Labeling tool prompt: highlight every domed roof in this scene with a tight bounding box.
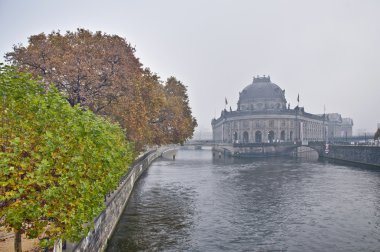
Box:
[239,76,286,102]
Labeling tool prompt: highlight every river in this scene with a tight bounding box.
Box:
[106,148,380,252]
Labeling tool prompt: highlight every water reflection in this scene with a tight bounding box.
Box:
[107,149,380,252]
[106,168,196,251]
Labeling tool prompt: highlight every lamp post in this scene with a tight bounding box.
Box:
[295,106,298,142]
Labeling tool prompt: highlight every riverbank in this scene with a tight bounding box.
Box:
[65,146,177,252]
[106,148,380,251]
[322,145,380,168]
[0,147,177,252]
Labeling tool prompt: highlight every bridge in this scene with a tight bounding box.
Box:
[185,140,379,166]
[186,136,377,149]
[186,141,307,157]
[184,140,217,148]
[186,140,321,151]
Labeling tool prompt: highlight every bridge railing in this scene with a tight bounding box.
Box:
[185,140,217,145]
[233,141,301,148]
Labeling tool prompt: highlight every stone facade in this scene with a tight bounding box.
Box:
[212,76,353,143]
[326,113,353,139]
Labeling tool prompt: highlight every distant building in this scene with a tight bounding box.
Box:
[326,114,353,139]
[211,76,353,143]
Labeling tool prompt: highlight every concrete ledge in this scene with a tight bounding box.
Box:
[322,157,380,169]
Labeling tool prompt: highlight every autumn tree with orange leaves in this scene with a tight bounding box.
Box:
[159,77,198,144]
[6,29,197,149]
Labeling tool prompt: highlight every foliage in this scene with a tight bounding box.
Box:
[159,77,197,144]
[106,69,166,149]
[6,29,141,112]
[0,65,135,246]
[375,128,380,140]
[6,29,197,148]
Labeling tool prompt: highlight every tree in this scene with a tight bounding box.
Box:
[375,128,380,140]
[6,29,142,112]
[159,77,197,144]
[105,68,167,149]
[5,29,197,148]
[0,65,134,249]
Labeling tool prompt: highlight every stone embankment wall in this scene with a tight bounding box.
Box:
[324,145,380,167]
[212,143,301,158]
[214,142,380,167]
[66,147,177,252]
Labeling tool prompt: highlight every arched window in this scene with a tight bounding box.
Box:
[268,130,275,143]
[233,132,238,143]
[280,130,285,141]
[255,131,262,143]
[290,131,293,141]
[243,131,249,143]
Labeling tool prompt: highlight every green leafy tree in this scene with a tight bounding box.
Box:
[0,65,135,250]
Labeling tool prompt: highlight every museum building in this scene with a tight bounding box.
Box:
[211,76,353,144]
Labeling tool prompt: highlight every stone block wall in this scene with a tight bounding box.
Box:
[65,147,177,252]
[325,145,380,167]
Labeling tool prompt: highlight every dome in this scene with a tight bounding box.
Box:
[239,76,286,102]
[238,76,287,111]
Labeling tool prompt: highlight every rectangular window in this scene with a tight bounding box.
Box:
[256,120,260,127]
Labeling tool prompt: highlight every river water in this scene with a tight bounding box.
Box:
[106,148,380,252]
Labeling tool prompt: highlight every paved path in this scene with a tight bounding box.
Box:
[0,228,38,251]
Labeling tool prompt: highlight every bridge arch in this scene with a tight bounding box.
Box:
[287,142,326,158]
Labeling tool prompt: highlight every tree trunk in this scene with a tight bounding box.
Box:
[53,239,62,252]
[14,230,22,252]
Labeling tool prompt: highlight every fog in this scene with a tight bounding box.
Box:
[1,0,379,136]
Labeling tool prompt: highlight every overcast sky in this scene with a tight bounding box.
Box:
[1,0,379,135]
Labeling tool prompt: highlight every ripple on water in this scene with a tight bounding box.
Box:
[107,149,380,252]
